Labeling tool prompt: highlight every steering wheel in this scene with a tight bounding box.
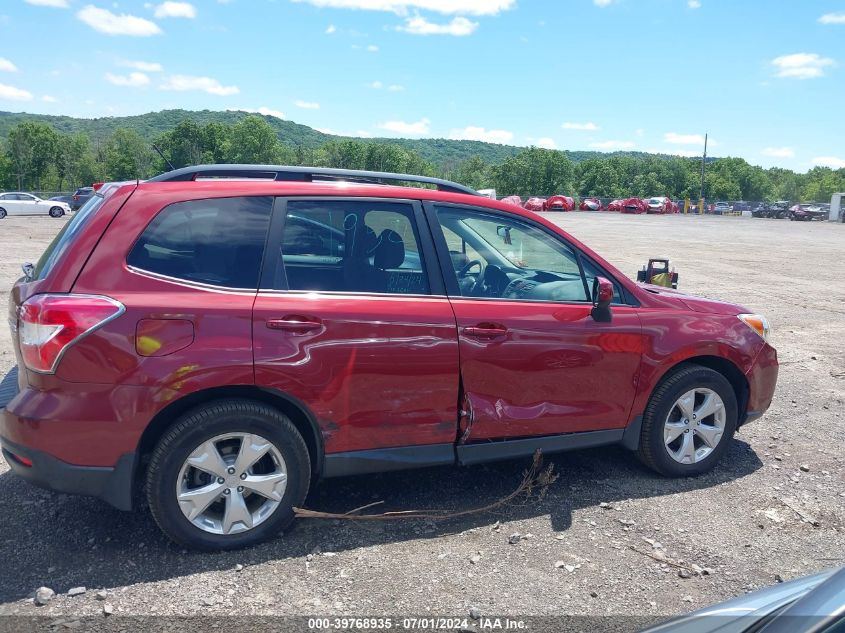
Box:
[470,263,506,297]
[458,259,484,278]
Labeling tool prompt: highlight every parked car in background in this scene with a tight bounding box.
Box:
[523,197,547,211]
[646,196,679,214]
[501,195,523,207]
[49,195,76,207]
[732,201,752,212]
[72,186,95,212]
[607,199,624,212]
[621,197,648,214]
[546,195,575,211]
[0,192,70,219]
[579,197,604,211]
[789,203,828,221]
[1,165,778,550]
[768,201,790,219]
[710,201,732,215]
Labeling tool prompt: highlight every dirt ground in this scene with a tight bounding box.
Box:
[0,212,843,628]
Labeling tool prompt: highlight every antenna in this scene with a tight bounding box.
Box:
[152,144,175,172]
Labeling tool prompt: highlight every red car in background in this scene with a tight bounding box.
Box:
[646,197,680,214]
[501,195,523,207]
[579,197,604,211]
[1,165,778,550]
[607,199,624,212]
[546,195,575,211]
[523,197,547,212]
[621,198,648,214]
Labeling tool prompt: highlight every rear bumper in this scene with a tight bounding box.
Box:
[0,436,136,510]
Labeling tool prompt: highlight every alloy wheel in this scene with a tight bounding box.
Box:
[663,388,726,464]
[176,432,288,535]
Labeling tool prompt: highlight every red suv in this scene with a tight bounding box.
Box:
[1,166,778,550]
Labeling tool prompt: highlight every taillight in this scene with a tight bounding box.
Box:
[18,294,125,374]
[92,183,104,192]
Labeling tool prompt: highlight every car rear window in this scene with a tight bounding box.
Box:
[127,196,273,290]
[32,193,105,280]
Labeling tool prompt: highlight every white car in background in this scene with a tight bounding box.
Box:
[0,192,70,219]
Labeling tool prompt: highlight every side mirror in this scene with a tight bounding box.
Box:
[591,276,613,322]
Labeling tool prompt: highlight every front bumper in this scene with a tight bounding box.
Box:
[0,436,135,510]
[743,342,779,425]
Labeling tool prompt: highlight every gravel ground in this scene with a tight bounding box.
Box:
[0,212,843,628]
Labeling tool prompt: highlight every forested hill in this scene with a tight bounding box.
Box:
[0,109,679,168]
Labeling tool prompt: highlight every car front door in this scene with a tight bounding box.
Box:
[252,198,460,463]
[427,203,643,441]
[17,194,39,215]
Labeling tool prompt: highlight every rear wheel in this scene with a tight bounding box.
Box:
[49,206,65,218]
[637,365,737,477]
[146,399,311,550]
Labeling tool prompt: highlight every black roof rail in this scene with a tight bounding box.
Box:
[147,164,479,195]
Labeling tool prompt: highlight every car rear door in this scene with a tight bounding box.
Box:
[426,202,643,441]
[252,197,460,462]
[1,194,22,214]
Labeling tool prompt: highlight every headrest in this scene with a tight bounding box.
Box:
[373,229,405,269]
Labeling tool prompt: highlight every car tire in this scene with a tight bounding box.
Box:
[0,208,5,219]
[146,399,311,551]
[49,206,65,218]
[637,364,738,477]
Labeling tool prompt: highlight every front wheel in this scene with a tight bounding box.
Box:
[146,399,311,550]
[49,206,65,218]
[0,208,6,219]
[637,365,738,477]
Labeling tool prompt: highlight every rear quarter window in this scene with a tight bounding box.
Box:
[33,193,105,280]
[127,196,273,290]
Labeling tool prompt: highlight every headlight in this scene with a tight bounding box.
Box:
[738,314,771,342]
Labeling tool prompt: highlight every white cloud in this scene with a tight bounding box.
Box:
[77,5,162,36]
[0,83,34,101]
[535,137,557,149]
[228,106,286,119]
[398,16,478,36]
[42,95,58,103]
[0,58,17,73]
[771,53,835,79]
[761,147,795,158]
[449,126,514,144]
[120,60,163,72]
[562,121,599,131]
[368,81,384,89]
[688,0,701,8]
[664,132,707,145]
[153,2,197,18]
[294,100,320,109]
[388,84,404,91]
[593,0,614,6]
[24,0,69,7]
[290,0,514,15]
[367,44,379,52]
[105,71,150,87]
[811,156,845,169]
[161,74,239,95]
[589,140,635,150]
[379,117,431,135]
[326,24,337,33]
[819,12,845,25]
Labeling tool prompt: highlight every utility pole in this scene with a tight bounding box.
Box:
[699,132,708,203]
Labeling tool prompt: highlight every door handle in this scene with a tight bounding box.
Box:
[266,316,322,333]
[463,325,508,339]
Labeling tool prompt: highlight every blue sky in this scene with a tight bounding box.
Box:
[1,0,843,172]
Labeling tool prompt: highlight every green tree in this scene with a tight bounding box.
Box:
[103,128,156,180]
[224,116,293,164]
[6,121,59,190]
[56,133,99,190]
[492,148,575,197]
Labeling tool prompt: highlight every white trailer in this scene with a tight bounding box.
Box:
[831,193,843,222]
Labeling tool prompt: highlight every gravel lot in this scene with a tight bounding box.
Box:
[1,212,843,628]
